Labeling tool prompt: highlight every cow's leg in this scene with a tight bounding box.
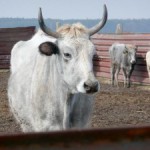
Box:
[122,68,127,87]
[110,64,116,86]
[114,66,120,87]
[127,64,135,88]
[147,65,150,81]
[127,70,132,88]
[126,73,130,88]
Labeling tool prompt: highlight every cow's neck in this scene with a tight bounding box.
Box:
[31,54,70,101]
[122,53,129,66]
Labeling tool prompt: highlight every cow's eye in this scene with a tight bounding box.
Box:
[64,53,72,59]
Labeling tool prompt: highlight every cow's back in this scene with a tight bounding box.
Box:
[11,40,29,73]
[10,29,56,74]
[109,43,125,64]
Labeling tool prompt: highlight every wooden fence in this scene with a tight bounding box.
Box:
[0,26,35,69]
[92,33,150,85]
[0,26,149,85]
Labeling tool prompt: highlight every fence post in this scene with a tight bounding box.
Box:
[56,22,61,30]
[115,23,123,34]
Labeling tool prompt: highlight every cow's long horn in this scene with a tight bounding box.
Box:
[38,8,60,38]
[88,4,108,36]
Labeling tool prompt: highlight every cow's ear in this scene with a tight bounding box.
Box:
[39,42,59,56]
[135,46,138,51]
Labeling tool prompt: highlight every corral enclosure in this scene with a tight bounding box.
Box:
[0,27,150,149]
[0,26,149,85]
[92,33,150,85]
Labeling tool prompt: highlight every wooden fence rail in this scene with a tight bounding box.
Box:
[1,126,150,150]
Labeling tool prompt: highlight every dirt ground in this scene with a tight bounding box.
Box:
[0,71,150,134]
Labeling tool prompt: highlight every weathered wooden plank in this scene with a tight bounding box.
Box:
[92,33,150,40]
[0,36,32,42]
[94,56,146,66]
[0,64,9,69]
[1,127,150,150]
[95,45,150,53]
[0,30,34,37]
[0,50,12,55]
[0,26,35,33]
[94,66,148,78]
[94,61,110,67]
[0,41,17,46]
[95,71,150,84]
[96,51,108,55]
[0,34,34,42]
[0,44,16,55]
[93,40,150,47]
[94,66,147,76]
[92,38,150,44]
[95,51,147,59]
[0,55,10,59]
[94,65,147,72]
[0,60,9,64]
[94,64,147,73]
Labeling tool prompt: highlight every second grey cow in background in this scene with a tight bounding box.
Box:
[109,43,137,88]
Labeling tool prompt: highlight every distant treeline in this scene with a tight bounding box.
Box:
[0,18,150,33]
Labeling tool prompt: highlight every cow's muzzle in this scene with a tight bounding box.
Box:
[84,80,99,94]
[131,60,136,64]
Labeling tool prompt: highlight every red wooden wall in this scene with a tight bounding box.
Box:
[92,33,150,85]
[0,26,35,69]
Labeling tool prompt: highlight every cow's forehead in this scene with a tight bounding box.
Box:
[58,37,95,53]
[128,48,136,53]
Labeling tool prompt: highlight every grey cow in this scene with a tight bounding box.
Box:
[8,5,107,132]
[109,43,137,88]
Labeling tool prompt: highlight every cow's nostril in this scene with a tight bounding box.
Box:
[93,82,98,89]
[84,83,91,91]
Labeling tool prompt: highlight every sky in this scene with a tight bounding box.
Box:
[0,0,149,19]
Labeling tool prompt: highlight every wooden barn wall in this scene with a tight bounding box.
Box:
[0,27,149,85]
[0,26,35,69]
[92,33,150,85]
